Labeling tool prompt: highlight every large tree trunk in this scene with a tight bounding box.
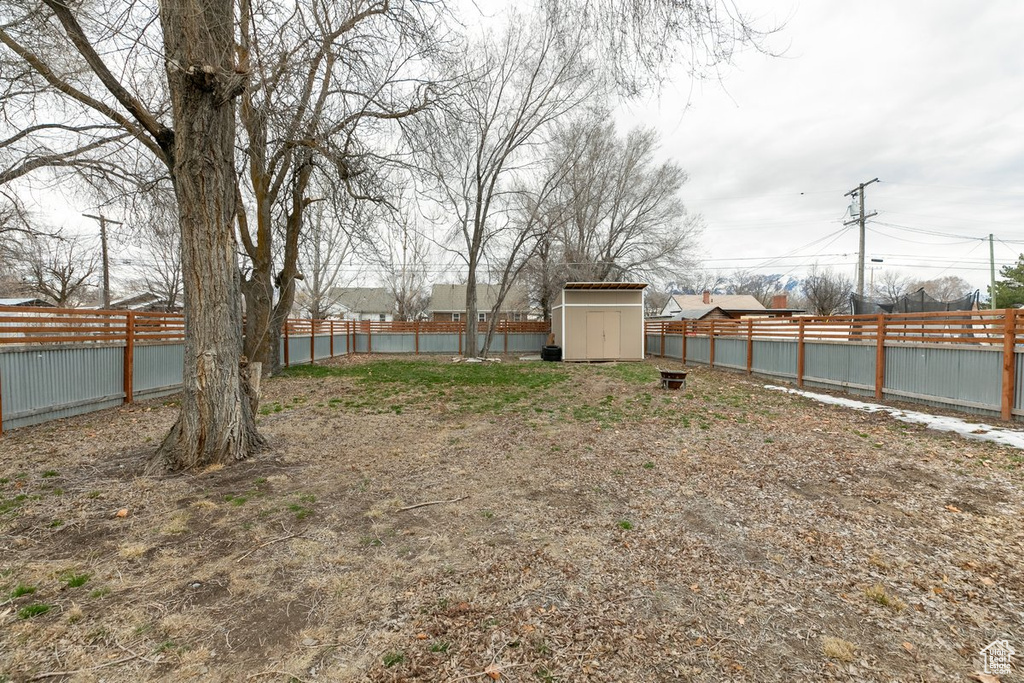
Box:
[464,261,479,358]
[242,271,281,373]
[154,0,264,471]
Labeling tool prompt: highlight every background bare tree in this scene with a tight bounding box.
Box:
[549,117,700,284]
[236,0,440,374]
[907,275,975,302]
[871,269,911,304]
[296,186,362,320]
[416,14,594,356]
[726,271,791,307]
[18,233,97,306]
[358,202,431,322]
[540,0,777,94]
[802,265,852,316]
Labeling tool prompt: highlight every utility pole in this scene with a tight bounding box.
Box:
[990,233,997,310]
[82,213,124,309]
[844,178,879,299]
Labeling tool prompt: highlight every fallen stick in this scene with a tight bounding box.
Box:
[397,495,468,512]
[29,654,142,680]
[235,533,306,563]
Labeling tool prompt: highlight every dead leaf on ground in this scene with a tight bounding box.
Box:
[484,662,502,680]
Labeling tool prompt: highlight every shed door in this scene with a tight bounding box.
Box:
[586,311,620,359]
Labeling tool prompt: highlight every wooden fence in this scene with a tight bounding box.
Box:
[0,306,550,432]
[646,309,1021,419]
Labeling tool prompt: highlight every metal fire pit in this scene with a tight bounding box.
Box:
[658,368,688,390]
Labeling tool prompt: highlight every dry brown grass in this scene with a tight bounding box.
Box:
[1,355,1022,682]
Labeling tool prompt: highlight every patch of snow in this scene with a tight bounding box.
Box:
[764,385,1024,450]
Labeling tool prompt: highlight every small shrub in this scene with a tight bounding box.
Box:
[864,584,905,611]
[430,641,450,653]
[10,584,36,598]
[382,651,404,668]
[63,573,91,588]
[616,520,633,530]
[18,604,51,619]
[821,636,856,662]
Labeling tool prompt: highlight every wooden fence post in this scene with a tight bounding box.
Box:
[458,322,463,355]
[875,313,886,400]
[123,311,135,404]
[682,320,688,363]
[329,319,334,358]
[1002,308,1017,421]
[660,324,666,358]
[709,321,716,368]
[367,320,373,354]
[310,320,316,365]
[797,318,806,388]
[284,320,290,367]
[504,324,509,355]
[746,319,753,374]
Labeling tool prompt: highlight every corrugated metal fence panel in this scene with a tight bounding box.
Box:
[751,339,797,379]
[505,333,547,353]
[313,335,332,360]
[714,338,746,370]
[1,346,123,430]
[366,333,416,353]
[418,333,460,353]
[134,343,184,397]
[803,342,876,392]
[646,334,663,357]
[332,334,349,355]
[1015,351,1024,415]
[885,344,1001,412]
[687,337,709,364]
[288,335,312,365]
[664,335,683,360]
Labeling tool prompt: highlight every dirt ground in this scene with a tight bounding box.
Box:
[1,355,1021,682]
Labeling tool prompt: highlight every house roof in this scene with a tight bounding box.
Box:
[564,282,648,290]
[0,297,54,307]
[329,287,395,315]
[429,283,529,312]
[669,294,765,311]
[109,292,163,310]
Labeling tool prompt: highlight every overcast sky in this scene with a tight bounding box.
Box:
[617,0,1024,294]
[35,0,1024,297]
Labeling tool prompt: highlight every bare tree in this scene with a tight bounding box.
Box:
[358,203,431,322]
[727,271,784,307]
[540,0,778,94]
[872,270,911,304]
[235,0,438,374]
[802,266,852,316]
[296,188,362,320]
[670,268,727,296]
[552,117,700,282]
[417,16,595,355]
[907,275,974,302]
[19,233,97,306]
[0,0,265,469]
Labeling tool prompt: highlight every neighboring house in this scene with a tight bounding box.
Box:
[656,291,801,320]
[108,292,180,312]
[329,287,396,321]
[0,297,55,308]
[428,283,530,322]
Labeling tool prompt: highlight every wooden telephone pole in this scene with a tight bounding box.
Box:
[844,178,879,299]
[82,213,123,309]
